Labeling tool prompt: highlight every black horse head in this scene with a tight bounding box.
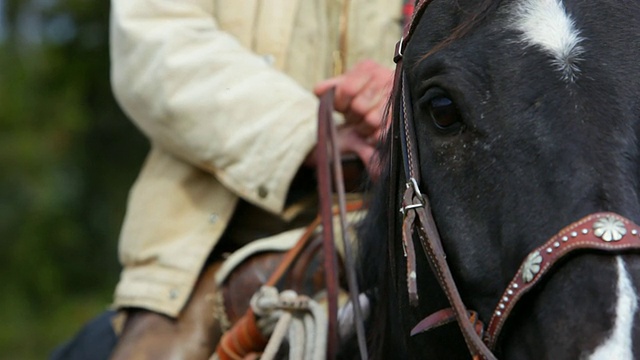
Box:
[359,0,640,358]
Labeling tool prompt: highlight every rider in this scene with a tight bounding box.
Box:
[54,0,406,358]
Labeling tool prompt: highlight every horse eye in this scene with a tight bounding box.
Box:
[428,95,461,129]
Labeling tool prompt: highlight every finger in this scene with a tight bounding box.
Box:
[332,60,385,114]
[348,85,382,119]
[351,130,384,175]
[363,103,388,130]
[343,111,369,133]
[348,74,392,119]
[313,77,343,96]
[347,102,387,137]
[333,71,371,114]
[366,129,383,146]
[335,126,382,179]
[355,144,376,171]
[338,127,366,155]
[351,117,377,137]
[351,140,379,179]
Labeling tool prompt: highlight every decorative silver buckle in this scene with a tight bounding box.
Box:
[394,37,405,63]
[400,178,425,215]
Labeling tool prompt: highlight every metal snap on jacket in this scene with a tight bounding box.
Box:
[169,289,179,300]
[257,185,269,199]
[209,214,219,224]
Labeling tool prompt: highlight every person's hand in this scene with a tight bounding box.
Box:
[304,124,379,180]
[313,59,394,142]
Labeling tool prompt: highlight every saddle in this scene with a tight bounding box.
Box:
[212,199,365,360]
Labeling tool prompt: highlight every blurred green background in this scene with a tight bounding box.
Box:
[0,0,148,358]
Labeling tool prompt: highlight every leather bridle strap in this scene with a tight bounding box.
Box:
[317,88,368,360]
[484,212,640,349]
[395,0,435,63]
[402,178,496,359]
[392,1,496,358]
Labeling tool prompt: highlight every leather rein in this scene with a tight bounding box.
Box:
[317,88,368,360]
[392,1,640,359]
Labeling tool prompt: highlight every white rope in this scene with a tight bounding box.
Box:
[303,312,316,360]
[337,292,371,341]
[308,298,328,360]
[249,286,328,360]
[287,316,305,359]
[261,311,292,360]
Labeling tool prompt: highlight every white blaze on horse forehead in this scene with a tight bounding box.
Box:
[507,0,585,81]
[587,257,637,360]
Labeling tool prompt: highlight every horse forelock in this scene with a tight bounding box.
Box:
[506,0,585,82]
[414,0,502,61]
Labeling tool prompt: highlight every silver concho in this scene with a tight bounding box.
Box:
[522,251,543,283]
[593,216,626,242]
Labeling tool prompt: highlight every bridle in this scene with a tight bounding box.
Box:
[391,1,640,359]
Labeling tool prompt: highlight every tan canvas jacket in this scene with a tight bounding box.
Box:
[110,0,403,316]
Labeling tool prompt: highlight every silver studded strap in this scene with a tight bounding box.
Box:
[485,212,640,348]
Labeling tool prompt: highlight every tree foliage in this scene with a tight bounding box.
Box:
[0,0,148,357]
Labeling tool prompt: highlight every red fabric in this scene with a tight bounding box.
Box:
[403,3,415,18]
[216,310,268,360]
[403,2,415,29]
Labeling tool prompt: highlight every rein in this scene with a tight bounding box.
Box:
[391,1,640,359]
[317,88,368,360]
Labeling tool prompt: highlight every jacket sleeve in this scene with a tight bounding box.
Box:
[110,0,318,214]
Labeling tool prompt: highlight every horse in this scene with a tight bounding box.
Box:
[358,0,640,359]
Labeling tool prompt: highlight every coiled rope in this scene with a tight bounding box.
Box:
[251,286,327,360]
